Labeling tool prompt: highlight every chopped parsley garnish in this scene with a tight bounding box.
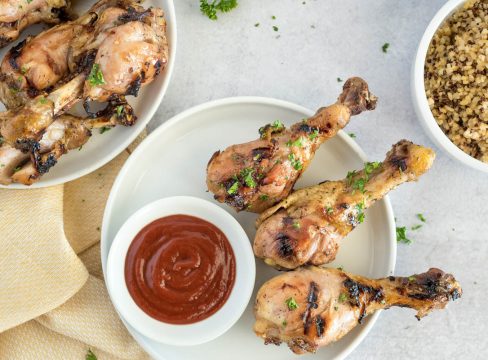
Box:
[408,276,416,282]
[116,105,124,116]
[282,320,287,327]
[99,126,111,134]
[227,181,239,195]
[86,349,97,360]
[352,177,366,194]
[200,0,238,20]
[285,297,299,310]
[364,161,381,179]
[20,66,27,74]
[326,206,333,214]
[417,213,426,222]
[348,132,356,138]
[309,129,319,140]
[241,168,256,188]
[254,22,260,27]
[355,200,365,223]
[288,153,303,170]
[272,15,276,20]
[411,224,422,230]
[396,226,412,244]
[88,64,105,86]
[38,96,48,104]
[259,194,269,201]
[286,137,303,148]
[337,77,343,82]
[346,170,356,185]
[13,166,21,173]
[26,0,33,3]
[272,26,279,32]
[337,265,344,271]
[292,221,300,230]
[382,43,390,53]
[272,120,284,130]
[338,293,348,303]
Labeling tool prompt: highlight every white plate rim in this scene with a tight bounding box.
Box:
[1,0,177,189]
[101,96,397,360]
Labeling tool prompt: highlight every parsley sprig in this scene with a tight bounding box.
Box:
[86,349,97,360]
[285,297,299,310]
[200,0,238,20]
[87,64,105,86]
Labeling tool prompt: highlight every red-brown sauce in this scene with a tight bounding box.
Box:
[125,214,236,324]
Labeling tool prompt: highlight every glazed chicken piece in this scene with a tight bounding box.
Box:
[0,0,70,48]
[206,77,377,213]
[0,105,131,185]
[254,140,435,269]
[254,267,462,354]
[0,0,168,110]
[0,0,167,165]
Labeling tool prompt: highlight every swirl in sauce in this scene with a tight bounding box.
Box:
[125,214,236,324]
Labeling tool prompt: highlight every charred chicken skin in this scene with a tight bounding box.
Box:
[254,140,435,269]
[0,0,70,49]
[254,267,462,354]
[206,77,377,213]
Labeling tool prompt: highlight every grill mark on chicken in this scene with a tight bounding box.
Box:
[314,315,325,338]
[126,73,143,96]
[118,6,151,23]
[343,277,384,323]
[302,281,319,335]
[8,39,26,70]
[276,233,295,258]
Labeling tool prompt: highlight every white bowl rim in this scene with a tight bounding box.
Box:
[412,0,488,173]
[0,0,178,189]
[106,195,256,346]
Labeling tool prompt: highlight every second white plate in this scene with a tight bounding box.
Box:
[101,97,396,360]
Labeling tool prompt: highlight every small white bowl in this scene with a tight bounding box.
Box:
[106,196,256,346]
[412,0,488,173]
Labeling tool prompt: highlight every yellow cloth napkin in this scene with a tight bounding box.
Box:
[0,134,150,360]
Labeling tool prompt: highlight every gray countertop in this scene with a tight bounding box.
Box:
[150,1,487,358]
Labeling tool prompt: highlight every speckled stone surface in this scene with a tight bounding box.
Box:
[149,1,487,358]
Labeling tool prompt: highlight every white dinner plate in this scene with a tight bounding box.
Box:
[101,97,396,360]
[0,0,176,189]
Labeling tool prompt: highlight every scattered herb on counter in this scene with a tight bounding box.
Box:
[338,293,348,303]
[382,42,390,53]
[200,0,238,20]
[396,226,412,244]
[337,77,343,82]
[273,25,279,32]
[99,126,111,134]
[348,132,356,138]
[78,145,83,151]
[272,15,276,20]
[285,297,299,310]
[227,181,239,195]
[86,349,97,360]
[87,64,105,86]
[411,224,422,231]
[254,22,260,27]
[417,213,426,222]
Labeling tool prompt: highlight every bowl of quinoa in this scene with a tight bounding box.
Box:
[412,0,488,172]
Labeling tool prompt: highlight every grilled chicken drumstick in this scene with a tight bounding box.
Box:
[206,77,377,213]
[254,140,435,269]
[254,267,462,355]
[0,0,70,48]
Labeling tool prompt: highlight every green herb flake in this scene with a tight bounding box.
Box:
[348,132,356,138]
[337,265,344,271]
[20,66,27,74]
[99,126,111,134]
[285,297,299,310]
[116,105,124,116]
[334,305,339,311]
[273,25,279,32]
[382,42,390,53]
[227,181,239,195]
[417,213,426,222]
[396,226,412,244]
[338,293,348,303]
[286,137,303,148]
[411,224,422,231]
[259,194,269,201]
[346,170,356,185]
[337,77,343,82]
[282,320,287,327]
[326,206,333,214]
[355,200,365,223]
[292,221,300,230]
[38,96,48,104]
[272,120,284,130]
[408,276,416,282]
[288,153,303,171]
[254,22,260,27]
[13,166,21,173]
[241,168,257,188]
[309,129,319,140]
[0,136,4,145]
[88,64,105,86]
[200,0,238,20]
[272,15,276,20]
[86,349,97,360]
